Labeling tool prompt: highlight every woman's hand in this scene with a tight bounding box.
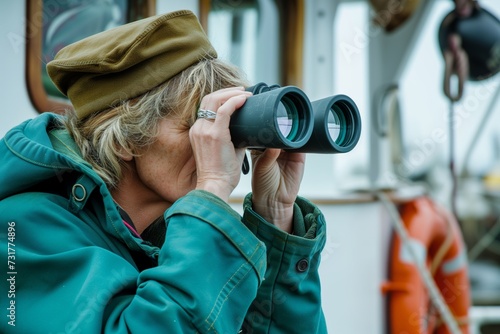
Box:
[250,149,306,233]
[190,87,252,202]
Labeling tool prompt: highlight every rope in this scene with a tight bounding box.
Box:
[449,102,459,222]
[459,83,500,178]
[468,214,500,261]
[430,207,455,275]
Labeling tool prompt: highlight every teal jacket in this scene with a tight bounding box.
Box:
[0,113,327,333]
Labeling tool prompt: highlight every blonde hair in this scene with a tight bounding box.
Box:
[63,58,248,188]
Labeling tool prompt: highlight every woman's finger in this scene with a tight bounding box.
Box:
[198,86,249,113]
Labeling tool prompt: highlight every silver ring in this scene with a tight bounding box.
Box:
[197,109,217,120]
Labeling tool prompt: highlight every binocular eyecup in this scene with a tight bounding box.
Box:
[229,83,362,154]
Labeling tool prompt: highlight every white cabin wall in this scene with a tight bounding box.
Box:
[318,202,392,333]
[0,2,39,137]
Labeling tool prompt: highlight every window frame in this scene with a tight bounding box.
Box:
[276,0,304,87]
[26,0,156,114]
[200,0,304,87]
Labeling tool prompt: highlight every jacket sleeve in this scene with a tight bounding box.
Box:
[0,190,267,334]
[241,194,328,334]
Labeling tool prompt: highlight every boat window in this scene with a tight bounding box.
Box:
[207,0,303,87]
[27,0,154,114]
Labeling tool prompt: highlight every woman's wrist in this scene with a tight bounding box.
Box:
[251,200,294,233]
[196,181,232,203]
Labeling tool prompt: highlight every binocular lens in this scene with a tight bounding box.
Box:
[328,103,355,146]
[229,84,314,149]
[277,97,299,140]
[328,107,343,143]
[294,95,361,153]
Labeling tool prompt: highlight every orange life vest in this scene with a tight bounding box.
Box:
[382,197,471,333]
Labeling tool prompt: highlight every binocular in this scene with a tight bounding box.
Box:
[229,83,362,153]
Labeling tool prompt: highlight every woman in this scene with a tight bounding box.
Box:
[0,10,327,333]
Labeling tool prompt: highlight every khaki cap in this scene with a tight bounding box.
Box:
[47,10,217,119]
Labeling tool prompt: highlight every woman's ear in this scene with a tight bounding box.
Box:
[117,145,134,162]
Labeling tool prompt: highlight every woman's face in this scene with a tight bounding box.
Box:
[131,115,197,208]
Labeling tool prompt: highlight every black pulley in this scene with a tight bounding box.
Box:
[438,5,500,81]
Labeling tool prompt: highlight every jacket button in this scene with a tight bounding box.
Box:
[296,258,309,272]
[72,184,86,202]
